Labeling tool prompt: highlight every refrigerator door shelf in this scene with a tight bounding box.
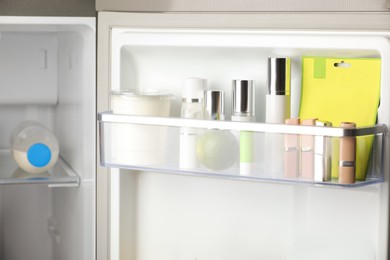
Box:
[98,111,385,188]
[0,149,79,187]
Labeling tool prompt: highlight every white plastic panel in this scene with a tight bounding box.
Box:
[111,171,375,260]
[111,28,387,121]
[52,20,96,260]
[2,185,53,260]
[109,171,380,260]
[0,32,58,104]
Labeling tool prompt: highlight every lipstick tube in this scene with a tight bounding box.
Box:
[301,118,317,180]
[314,120,332,182]
[339,122,356,184]
[284,118,300,179]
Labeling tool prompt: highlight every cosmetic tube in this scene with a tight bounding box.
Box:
[266,57,291,124]
[339,122,356,184]
[180,78,206,169]
[314,120,332,182]
[301,118,317,180]
[284,118,300,179]
[232,80,255,176]
[197,90,238,171]
[205,90,225,121]
[265,57,291,177]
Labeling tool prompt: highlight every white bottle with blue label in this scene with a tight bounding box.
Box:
[10,121,59,174]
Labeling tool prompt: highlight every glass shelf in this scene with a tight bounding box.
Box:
[0,149,80,186]
[98,111,386,188]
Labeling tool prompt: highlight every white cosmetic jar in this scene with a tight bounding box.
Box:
[109,89,174,166]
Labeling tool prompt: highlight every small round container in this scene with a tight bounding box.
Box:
[110,89,173,117]
[11,121,59,174]
[110,89,174,166]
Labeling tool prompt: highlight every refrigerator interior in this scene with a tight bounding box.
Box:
[98,13,390,260]
[0,17,95,260]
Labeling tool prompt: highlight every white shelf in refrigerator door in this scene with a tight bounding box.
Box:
[0,150,80,186]
[98,111,386,188]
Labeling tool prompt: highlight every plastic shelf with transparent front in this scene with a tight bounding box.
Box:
[0,150,79,187]
[98,111,386,188]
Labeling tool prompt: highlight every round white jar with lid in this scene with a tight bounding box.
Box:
[110,89,174,166]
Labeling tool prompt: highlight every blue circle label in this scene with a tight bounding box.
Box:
[27,143,52,168]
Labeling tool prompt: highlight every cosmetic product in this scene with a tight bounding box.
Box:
[266,57,291,124]
[265,57,291,177]
[301,118,317,180]
[339,122,356,184]
[232,79,255,176]
[204,90,225,121]
[180,78,206,169]
[284,118,300,179]
[110,89,173,165]
[300,57,380,181]
[314,120,332,182]
[197,90,238,171]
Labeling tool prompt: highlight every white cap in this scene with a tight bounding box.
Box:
[182,78,206,101]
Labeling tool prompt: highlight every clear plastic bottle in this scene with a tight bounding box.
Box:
[10,121,59,174]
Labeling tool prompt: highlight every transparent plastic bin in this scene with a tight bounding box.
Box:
[98,111,386,188]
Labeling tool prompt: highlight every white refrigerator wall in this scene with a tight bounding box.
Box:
[0,17,95,260]
[98,12,390,260]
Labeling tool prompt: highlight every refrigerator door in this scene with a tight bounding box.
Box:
[96,0,390,12]
[97,11,390,260]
